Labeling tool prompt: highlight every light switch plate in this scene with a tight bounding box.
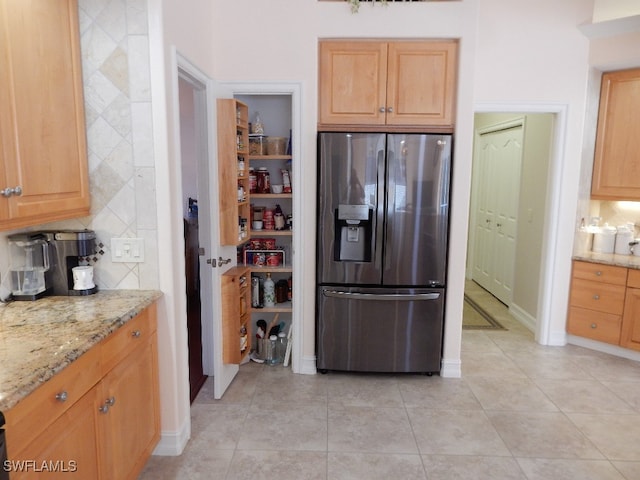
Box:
[111,238,145,263]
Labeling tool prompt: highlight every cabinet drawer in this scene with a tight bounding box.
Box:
[567,306,622,345]
[569,278,626,315]
[572,261,627,285]
[101,304,157,375]
[5,346,101,458]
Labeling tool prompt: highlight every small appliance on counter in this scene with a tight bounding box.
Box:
[8,232,52,300]
[7,229,99,300]
[41,230,99,296]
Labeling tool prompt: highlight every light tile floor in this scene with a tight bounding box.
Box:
[139,284,640,479]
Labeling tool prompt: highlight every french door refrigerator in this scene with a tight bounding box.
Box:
[316,132,452,373]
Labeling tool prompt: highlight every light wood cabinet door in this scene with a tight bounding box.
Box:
[319,41,388,125]
[0,0,90,230]
[318,40,457,128]
[7,388,101,480]
[386,41,457,126]
[98,331,160,480]
[591,68,640,200]
[622,286,640,351]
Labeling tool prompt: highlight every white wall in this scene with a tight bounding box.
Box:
[206,0,479,379]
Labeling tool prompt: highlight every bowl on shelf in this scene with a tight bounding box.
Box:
[271,184,283,194]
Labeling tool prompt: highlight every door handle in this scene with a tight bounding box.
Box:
[323,290,440,301]
[217,257,232,267]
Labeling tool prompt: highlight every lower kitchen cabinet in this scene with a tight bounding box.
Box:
[98,325,159,480]
[5,303,159,480]
[622,269,640,351]
[567,261,626,345]
[568,260,640,351]
[7,388,101,479]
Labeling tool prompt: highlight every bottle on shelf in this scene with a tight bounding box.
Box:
[274,204,285,230]
[263,273,275,307]
[240,325,248,353]
[252,111,264,135]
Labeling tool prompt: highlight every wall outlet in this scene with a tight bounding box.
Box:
[111,238,145,263]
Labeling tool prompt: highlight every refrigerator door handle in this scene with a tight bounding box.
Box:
[323,290,440,301]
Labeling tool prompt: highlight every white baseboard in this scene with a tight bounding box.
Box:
[440,358,462,378]
[509,302,567,346]
[152,416,190,456]
[297,355,318,375]
[567,334,640,362]
[508,302,536,332]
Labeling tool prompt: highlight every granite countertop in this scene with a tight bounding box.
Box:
[0,289,162,411]
[573,251,640,270]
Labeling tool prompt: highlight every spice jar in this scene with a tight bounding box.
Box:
[256,167,270,193]
[248,167,257,193]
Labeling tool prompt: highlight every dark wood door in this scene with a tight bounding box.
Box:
[184,217,206,402]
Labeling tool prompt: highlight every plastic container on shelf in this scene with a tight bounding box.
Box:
[267,136,287,155]
[249,135,267,155]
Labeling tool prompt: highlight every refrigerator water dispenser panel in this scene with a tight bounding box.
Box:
[334,204,372,262]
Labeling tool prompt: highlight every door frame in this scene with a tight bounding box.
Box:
[220,81,306,374]
[174,53,241,399]
[473,103,568,346]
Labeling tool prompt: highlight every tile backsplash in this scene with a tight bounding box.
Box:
[0,0,158,296]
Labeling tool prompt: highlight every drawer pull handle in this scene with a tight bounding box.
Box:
[591,323,597,329]
[98,405,109,414]
[593,294,600,300]
[55,391,68,402]
[105,396,116,407]
[595,271,602,276]
[132,330,141,338]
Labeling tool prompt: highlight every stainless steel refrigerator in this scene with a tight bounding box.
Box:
[316,132,452,374]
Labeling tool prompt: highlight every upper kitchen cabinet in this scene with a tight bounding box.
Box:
[0,0,90,230]
[591,68,640,201]
[318,39,458,130]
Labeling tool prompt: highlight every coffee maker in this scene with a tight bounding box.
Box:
[41,230,99,296]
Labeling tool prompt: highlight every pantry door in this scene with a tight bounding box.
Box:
[472,120,523,304]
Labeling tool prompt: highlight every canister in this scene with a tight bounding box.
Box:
[615,225,635,255]
[592,224,616,253]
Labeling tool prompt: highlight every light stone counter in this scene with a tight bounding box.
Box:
[573,252,640,270]
[0,289,162,411]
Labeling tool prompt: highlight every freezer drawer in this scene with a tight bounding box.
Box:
[316,286,444,373]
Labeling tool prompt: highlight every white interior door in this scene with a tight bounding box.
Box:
[178,54,238,400]
[472,121,523,304]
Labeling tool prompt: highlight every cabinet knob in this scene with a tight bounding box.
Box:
[105,396,116,407]
[98,405,109,414]
[379,107,386,113]
[1,186,22,197]
[593,294,600,300]
[55,391,68,402]
[387,107,393,113]
[595,271,602,276]
[591,323,597,329]
[131,330,141,338]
